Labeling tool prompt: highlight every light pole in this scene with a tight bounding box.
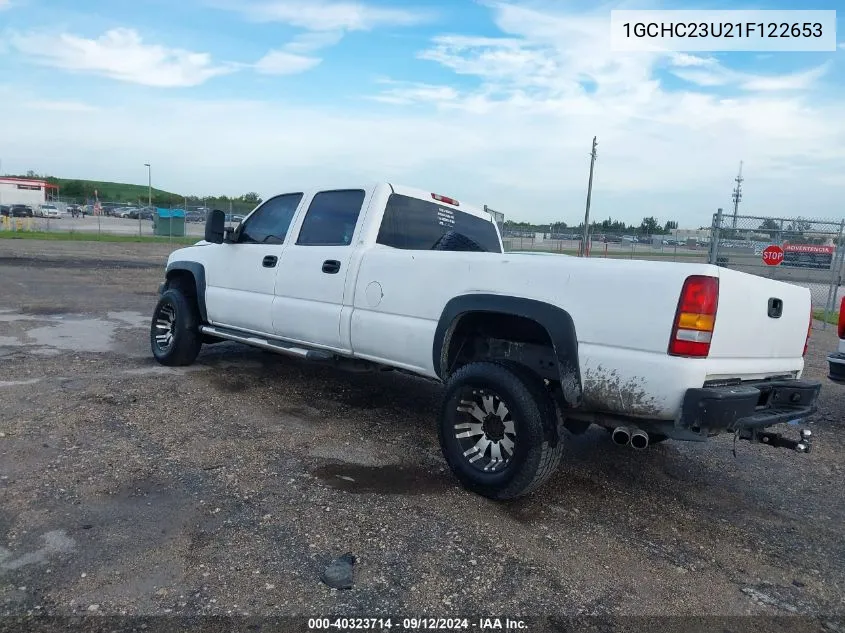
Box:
[144,163,151,236]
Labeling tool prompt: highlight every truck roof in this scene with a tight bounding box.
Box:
[278,182,495,224]
[388,183,493,222]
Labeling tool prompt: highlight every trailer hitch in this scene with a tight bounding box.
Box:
[735,427,813,454]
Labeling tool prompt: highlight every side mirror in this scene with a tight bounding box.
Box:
[224,227,236,243]
[204,209,226,243]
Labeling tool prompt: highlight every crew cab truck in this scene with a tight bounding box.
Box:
[150,182,821,499]
[828,297,845,383]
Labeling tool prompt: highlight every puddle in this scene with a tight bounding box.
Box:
[0,314,50,323]
[311,463,447,495]
[107,311,149,328]
[20,305,74,316]
[30,348,61,357]
[0,530,76,572]
[123,365,207,376]
[209,374,250,393]
[309,442,388,466]
[25,318,118,353]
[0,378,41,388]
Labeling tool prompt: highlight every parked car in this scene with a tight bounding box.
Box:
[128,207,155,220]
[10,204,33,217]
[148,182,821,500]
[186,210,207,223]
[37,204,62,218]
[828,297,845,383]
[116,207,138,218]
[224,213,245,224]
[0,205,9,217]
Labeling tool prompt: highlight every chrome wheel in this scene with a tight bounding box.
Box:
[153,303,176,352]
[454,388,516,473]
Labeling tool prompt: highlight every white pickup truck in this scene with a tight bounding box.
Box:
[150,182,821,499]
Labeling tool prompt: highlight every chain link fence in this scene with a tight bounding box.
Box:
[708,210,845,330]
[0,197,257,240]
[501,228,711,262]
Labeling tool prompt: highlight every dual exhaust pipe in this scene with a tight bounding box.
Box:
[611,426,649,450]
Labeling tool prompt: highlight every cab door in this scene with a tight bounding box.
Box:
[271,188,370,351]
[203,193,304,333]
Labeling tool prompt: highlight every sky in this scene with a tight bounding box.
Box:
[0,0,843,228]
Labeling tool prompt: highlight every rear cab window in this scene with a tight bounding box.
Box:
[376,194,502,253]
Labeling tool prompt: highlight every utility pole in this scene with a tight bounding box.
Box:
[144,163,151,237]
[581,136,598,257]
[731,160,743,229]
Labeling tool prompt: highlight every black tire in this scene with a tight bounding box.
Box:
[150,288,202,366]
[438,361,563,500]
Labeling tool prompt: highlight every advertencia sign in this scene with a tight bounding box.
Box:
[782,244,835,269]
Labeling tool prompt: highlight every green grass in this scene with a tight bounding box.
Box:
[0,230,197,245]
[48,177,178,203]
[813,308,841,326]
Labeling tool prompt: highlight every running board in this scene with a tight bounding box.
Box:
[199,326,334,361]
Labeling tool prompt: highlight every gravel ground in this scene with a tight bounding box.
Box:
[0,240,844,626]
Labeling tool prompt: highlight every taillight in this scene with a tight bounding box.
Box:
[668,275,719,357]
[803,312,813,357]
[432,193,459,206]
[838,297,845,340]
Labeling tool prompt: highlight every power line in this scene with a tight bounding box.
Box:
[581,136,598,257]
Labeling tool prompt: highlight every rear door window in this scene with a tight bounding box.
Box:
[238,193,303,244]
[376,194,502,252]
[296,189,365,246]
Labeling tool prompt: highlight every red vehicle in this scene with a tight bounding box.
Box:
[828,297,845,383]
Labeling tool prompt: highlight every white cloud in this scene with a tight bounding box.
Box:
[369,80,460,106]
[9,28,236,87]
[284,30,345,53]
[670,58,831,91]
[1,2,843,226]
[222,0,432,31]
[254,49,321,74]
[362,2,845,219]
[668,53,719,68]
[252,29,344,75]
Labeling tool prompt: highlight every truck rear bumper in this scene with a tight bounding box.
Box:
[829,353,845,383]
[680,379,821,431]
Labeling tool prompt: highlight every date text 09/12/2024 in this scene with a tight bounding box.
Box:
[307,618,528,630]
[621,21,823,39]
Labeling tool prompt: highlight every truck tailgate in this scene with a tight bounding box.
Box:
[708,267,811,359]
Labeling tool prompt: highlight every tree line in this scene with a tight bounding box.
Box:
[504,216,679,235]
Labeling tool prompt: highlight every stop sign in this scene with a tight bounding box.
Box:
[762,244,784,266]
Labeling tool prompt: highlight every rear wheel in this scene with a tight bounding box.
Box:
[438,362,563,500]
[150,288,202,366]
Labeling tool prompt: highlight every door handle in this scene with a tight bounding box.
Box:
[322,259,341,274]
[262,255,278,268]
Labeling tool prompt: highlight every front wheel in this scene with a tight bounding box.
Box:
[150,288,202,366]
[438,362,563,500]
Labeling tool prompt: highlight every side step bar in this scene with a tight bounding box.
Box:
[199,325,334,361]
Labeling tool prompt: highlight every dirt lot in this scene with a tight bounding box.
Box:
[1,240,844,625]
